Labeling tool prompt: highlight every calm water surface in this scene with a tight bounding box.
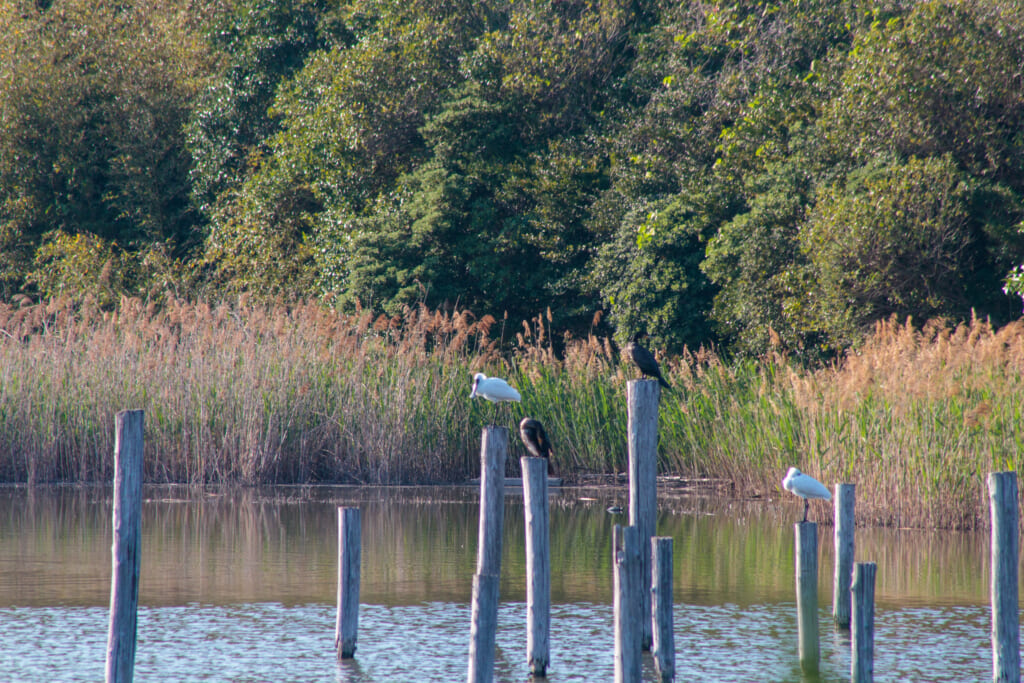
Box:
[0,485,999,681]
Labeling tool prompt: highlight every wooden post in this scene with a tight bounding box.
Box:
[614,524,642,683]
[651,537,675,683]
[468,573,500,683]
[989,471,1020,683]
[522,456,550,676]
[627,379,658,651]
[795,521,819,674]
[105,410,144,683]
[336,507,361,659]
[476,427,507,577]
[833,483,855,629]
[468,427,507,683]
[851,562,877,683]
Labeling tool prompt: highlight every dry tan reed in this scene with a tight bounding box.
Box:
[0,297,505,484]
[784,315,1024,529]
[0,299,1020,528]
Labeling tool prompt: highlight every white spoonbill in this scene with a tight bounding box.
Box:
[782,467,831,523]
[470,373,521,424]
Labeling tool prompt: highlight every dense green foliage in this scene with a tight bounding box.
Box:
[2,0,1023,355]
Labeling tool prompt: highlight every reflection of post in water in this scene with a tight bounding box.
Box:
[336,506,361,659]
[833,484,856,629]
[468,426,506,683]
[627,379,659,652]
[988,471,1019,683]
[795,521,819,675]
[851,561,877,683]
[105,409,144,683]
[335,654,366,683]
[521,455,550,676]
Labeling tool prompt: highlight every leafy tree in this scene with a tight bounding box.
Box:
[3,0,1022,362]
[801,155,1022,349]
[702,161,815,356]
[0,0,214,299]
[593,0,868,354]
[186,0,343,215]
[26,233,136,308]
[596,187,730,352]
[203,1,482,298]
[818,1,1024,189]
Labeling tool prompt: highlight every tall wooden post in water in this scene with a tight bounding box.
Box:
[336,507,361,659]
[613,524,642,683]
[468,426,507,683]
[851,561,877,683]
[521,455,550,676]
[833,483,855,629]
[989,471,1020,683]
[106,410,144,683]
[651,537,676,683]
[795,521,820,674]
[627,379,658,651]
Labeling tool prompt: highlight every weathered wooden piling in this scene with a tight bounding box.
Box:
[627,379,659,651]
[795,521,819,674]
[651,537,675,683]
[988,471,1020,683]
[468,572,501,683]
[833,483,855,629]
[613,524,642,683]
[476,427,508,577]
[105,410,144,683]
[468,426,508,683]
[851,561,877,683]
[521,455,551,676]
[336,506,361,659]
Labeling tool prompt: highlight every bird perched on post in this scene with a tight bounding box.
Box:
[470,373,521,425]
[624,334,670,388]
[782,467,832,523]
[519,417,554,475]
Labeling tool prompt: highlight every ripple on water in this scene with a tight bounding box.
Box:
[0,602,995,682]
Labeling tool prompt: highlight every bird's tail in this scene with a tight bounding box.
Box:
[659,376,671,389]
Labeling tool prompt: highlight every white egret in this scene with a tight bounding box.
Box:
[782,467,831,523]
[470,373,521,425]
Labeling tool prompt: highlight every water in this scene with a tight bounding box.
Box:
[0,485,999,681]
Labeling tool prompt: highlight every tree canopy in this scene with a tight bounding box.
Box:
[1,0,1022,357]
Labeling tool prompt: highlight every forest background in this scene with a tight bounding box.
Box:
[1,0,1024,527]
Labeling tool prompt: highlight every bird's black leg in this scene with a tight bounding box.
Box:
[802,499,809,523]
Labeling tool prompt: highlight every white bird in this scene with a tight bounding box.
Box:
[782,467,832,523]
[470,373,521,424]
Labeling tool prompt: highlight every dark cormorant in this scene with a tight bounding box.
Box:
[518,417,554,475]
[624,335,671,388]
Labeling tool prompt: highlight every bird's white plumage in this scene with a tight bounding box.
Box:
[469,373,521,403]
[782,467,831,501]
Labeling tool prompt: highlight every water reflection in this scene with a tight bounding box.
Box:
[0,485,992,609]
[0,484,1000,682]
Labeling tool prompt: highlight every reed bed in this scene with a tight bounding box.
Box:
[0,298,1021,529]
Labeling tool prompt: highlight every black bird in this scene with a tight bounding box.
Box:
[519,417,554,475]
[624,335,671,388]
